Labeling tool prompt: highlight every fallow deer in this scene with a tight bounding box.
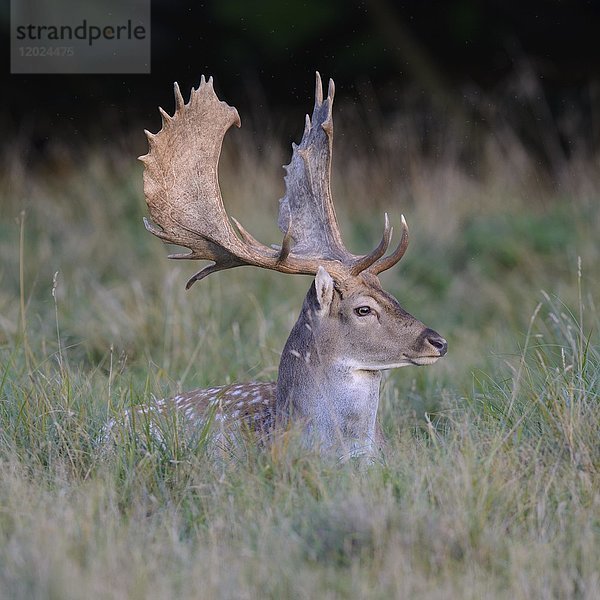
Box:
[139,73,447,457]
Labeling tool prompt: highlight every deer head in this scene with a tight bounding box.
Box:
[140,73,447,456]
[309,267,447,370]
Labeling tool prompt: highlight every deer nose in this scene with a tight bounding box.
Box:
[423,329,448,356]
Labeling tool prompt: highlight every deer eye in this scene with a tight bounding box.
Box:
[354,306,372,317]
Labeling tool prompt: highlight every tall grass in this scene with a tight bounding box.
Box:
[0,93,598,598]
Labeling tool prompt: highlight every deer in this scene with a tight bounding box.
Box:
[137,72,447,458]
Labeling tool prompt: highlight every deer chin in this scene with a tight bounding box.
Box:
[349,359,418,371]
[407,355,442,366]
[355,355,443,371]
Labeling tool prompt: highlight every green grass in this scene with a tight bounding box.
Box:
[0,117,598,599]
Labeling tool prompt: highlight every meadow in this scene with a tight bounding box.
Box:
[0,94,598,598]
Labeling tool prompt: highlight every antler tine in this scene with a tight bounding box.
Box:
[185,260,243,289]
[277,225,293,263]
[368,215,410,275]
[230,217,266,250]
[350,213,392,275]
[315,71,324,105]
[173,81,185,111]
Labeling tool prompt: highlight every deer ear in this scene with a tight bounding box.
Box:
[315,266,335,313]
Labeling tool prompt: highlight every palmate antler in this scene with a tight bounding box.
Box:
[140,73,408,288]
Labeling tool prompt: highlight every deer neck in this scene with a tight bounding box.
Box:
[275,286,382,457]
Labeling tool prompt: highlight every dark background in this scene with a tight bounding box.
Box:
[2,0,599,161]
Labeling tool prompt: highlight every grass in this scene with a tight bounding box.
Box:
[0,101,599,598]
